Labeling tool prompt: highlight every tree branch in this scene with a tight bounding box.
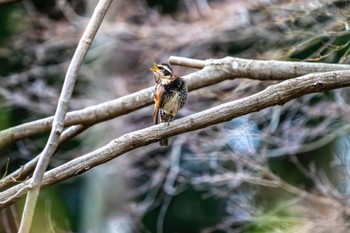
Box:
[1,69,350,209]
[2,57,350,149]
[169,56,350,81]
[17,0,113,232]
[0,65,235,189]
[0,124,90,190]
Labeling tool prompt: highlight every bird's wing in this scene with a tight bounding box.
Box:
[153,84,164,125]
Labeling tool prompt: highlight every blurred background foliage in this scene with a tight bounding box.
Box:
[1,0,350,232]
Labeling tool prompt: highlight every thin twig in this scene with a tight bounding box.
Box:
[17,1,113,232]
[2,57,350,148]
[2,70,350,209]
[268,123,350,157]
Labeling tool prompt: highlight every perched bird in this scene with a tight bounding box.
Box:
[149,63,188,146]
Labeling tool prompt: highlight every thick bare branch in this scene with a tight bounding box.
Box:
[1,69,350,209]
[169,56,350,80]
[2,57,350,149]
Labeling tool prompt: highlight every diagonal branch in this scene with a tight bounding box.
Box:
[2,57,350,148]
[1,69,350,209]
[0,65,235,189]
[0,124,90,190]
[17,0,113,232]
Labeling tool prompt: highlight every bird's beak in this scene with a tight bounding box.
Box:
[149,63,159,72]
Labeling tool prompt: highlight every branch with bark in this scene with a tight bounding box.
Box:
[2,1,350,231]
[16,1,113,232]
[1,68,350,209]
[1,56,350,190]
[2,57,350,148]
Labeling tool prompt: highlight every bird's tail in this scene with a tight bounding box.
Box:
[154,103,168,146]
[153,98,160,125]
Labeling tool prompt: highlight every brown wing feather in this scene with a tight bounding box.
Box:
[153,84,164,125]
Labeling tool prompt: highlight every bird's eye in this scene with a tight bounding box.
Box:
[161,68,171,76]
[163,70,171,76]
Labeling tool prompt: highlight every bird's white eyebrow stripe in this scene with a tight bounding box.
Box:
[159,65,172,74]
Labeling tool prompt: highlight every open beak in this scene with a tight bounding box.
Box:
[149,63,159,72]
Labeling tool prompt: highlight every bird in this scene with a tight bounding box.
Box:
[149,63,188,146]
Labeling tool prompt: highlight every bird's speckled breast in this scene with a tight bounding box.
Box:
[160,78,187,117]
[162,92,182,115]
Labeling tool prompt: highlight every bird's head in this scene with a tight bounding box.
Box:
[149,63,175,82]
